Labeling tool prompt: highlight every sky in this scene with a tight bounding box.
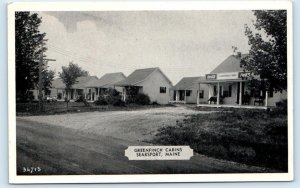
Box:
[38,11,256,84]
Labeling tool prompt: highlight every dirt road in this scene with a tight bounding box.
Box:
[16,106,269,174]
[17,106,212,142]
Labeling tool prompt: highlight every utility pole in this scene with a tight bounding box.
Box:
[38,41,56,112]
[38,42,44,112]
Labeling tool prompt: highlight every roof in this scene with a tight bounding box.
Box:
[73,76,98,88]
[85,72,126,88]
[172,77,205,90]
[52,76,98,89]
[51,78,65,89]
[115,67,172,86]
[210,54,248,74]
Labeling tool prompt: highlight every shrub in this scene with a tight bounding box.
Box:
[112,98,126,106]
[229,145,256,161]
[275,99,287,114]
[94,88,126,106]
[57,93,62,100]
[75,95,85,102]
[106,95,121,104]
[125,95,135,104]
[152,101,159,105]
[105,88,120,97]
[94,96,108,105]
[106,89,125,106]
[204,145,228,159]
[134,93,150,105]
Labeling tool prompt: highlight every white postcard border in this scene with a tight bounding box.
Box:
[8,0,294,183]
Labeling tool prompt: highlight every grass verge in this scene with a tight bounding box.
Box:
[152,108,288,172]
[16,102,175,116]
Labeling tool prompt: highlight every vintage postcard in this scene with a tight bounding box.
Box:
[8,0,293,183]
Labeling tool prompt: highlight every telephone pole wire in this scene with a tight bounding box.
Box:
[38,40,56,112]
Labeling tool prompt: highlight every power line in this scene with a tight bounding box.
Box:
[47,43,94,62]
[47,46,91,62]
[48,47,91,63]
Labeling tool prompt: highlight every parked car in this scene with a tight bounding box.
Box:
[44,96,57,103]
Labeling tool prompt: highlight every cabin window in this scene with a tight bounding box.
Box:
[199,90,204,98]
[160,87,166,93]
[186,90,191,97]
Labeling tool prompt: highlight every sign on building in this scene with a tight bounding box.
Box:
[206,74,217,80]
[217,72,239,80]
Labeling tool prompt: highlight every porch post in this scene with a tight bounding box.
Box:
[265,90,268,107]
[217,82,220,105]
[197,84,200,105]
[175,91,179,101]
[208,84,211,104]
[84,89,87,100]
[123,88,126,101]
[239,82,242,105]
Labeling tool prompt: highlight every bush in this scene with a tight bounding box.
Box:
[105,88,120,97]
[16,91,35,102]
[275,99,287,114]
[94,88,126,106]
[152,101,159,105]
[75,95,85,102]
[112,98,126,106]
[57,93,62,100]
[94,96,108,105]
[229,145,256,161]
[134,93,150,105]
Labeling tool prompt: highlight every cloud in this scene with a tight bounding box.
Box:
[38,11,255,83]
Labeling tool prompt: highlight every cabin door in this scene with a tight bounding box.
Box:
[173,91,176,100]
[179,90,185,101]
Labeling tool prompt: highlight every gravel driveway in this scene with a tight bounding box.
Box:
[17,106,212,142]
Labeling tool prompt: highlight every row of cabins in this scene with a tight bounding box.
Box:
[34,55,287,107]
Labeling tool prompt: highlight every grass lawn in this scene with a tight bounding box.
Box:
[152,108,288,172]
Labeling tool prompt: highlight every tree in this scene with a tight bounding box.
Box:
[15,12,47,101]
[41,69,56,96]
[240,10,287,92]
[59,62,89,107]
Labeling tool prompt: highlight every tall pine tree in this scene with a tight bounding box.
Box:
[15,12,47,101]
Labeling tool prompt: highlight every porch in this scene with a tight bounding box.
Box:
[85,87,109,102]
[121,86,143,102]
[196,103,268,110]
[56,88,85,101]
[169,90,191,104]
[197,80,270,107]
